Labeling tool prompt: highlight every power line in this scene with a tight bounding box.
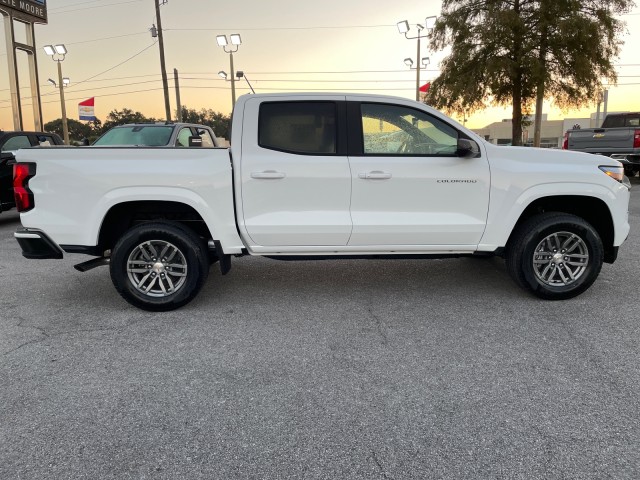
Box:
[181,69,436,75]
[64,32,149,46]
[48,0,145,15]
[181,86,418,91]
[46,0,134,11]
[4,82,640,112]
[4,76,640,104]
[34,41,157,102]
[67,41,158,91]
[164,24,395,32]
[0,32,151,58]
[0,87,167,110]
[181,78,420,83]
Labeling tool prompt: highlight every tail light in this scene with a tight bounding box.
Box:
[13,163,36,212]
[633,129,640,149]
[562,132,569,150]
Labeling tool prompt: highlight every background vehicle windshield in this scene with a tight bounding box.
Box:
[94,126,173,146]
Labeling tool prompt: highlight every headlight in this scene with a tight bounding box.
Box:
[599,165,626,184]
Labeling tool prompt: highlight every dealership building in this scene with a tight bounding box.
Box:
[471,112,627,148]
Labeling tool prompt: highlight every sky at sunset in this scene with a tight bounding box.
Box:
[1,0,639,132]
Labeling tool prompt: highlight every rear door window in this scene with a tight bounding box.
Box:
[258,102,336,155]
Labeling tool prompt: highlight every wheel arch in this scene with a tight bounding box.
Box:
[506,195,615,262]
[97,200,214,254]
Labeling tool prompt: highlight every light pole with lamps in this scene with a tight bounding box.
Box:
[236,71,255,94]
[216,34,242,108]
[404,57,430,101]
[43,44,70,145]
[397,16,436,102]
[219,70,255,94]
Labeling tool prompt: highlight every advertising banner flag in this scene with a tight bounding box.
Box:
[419,82,431,93]
[78,97,96,121]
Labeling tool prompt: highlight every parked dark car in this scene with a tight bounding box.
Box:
[0,131,64,213]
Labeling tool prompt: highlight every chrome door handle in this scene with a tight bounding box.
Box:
[358,171,392,180]
[251,170,286,179]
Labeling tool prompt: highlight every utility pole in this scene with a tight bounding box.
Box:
[174,68,182,122]
[595,91,603,127]
[154,0,171,121]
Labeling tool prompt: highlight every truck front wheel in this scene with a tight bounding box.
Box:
[506,213,604,300]
[110,222,209,311]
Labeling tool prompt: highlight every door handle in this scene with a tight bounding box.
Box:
[358,171,392,180]
[251,170,286,179]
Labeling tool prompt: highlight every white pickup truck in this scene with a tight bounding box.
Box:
[13,93,631,311]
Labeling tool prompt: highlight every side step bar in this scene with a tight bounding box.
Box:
[74,257,110,272]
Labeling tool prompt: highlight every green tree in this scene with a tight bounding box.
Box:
[530,0,633,145]
[177,106,231,139]
[100,108,157,134]
[426,0,634,145]
[44,118,95,144]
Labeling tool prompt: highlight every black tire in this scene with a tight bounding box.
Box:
[110,222,209,311]
[505,213,603,300]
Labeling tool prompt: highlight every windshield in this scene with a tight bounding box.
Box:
[93,125,173,146]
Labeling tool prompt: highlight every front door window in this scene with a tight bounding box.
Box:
[361,103,458,156]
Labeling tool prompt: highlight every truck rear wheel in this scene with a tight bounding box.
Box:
[506,213,603,300]
[110,222,209,311]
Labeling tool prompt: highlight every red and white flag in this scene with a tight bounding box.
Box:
[78,97,96,121]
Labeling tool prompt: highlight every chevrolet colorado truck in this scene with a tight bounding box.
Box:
[12,93,631,311]
[564,112,640,177]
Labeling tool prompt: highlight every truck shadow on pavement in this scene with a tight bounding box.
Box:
[0,210,20,226]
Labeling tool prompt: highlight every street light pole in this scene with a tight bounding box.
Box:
[43,44,69,145]
[217,34,242,109]
[404,57,430,101]
[398,16,437,102]
[56,61,69,144]
[229,50,236,107]
[415,27,423,102]
[154,0,171,121]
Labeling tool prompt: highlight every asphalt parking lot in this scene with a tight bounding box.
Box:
[1,178,639,479]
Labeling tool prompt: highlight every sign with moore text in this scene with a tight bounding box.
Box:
[0,0,47,24]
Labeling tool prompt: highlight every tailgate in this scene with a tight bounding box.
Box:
[568,128,634,151]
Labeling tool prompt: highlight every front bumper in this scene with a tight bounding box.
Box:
[14,228,64,259]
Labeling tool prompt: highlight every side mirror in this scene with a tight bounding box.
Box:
[456,138,479,157]
[188,136,203,147]
[81,138,90,146]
